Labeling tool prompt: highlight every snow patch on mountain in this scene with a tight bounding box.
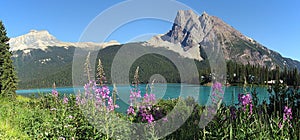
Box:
[9,30,120,51]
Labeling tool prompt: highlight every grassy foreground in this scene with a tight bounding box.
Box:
[0,83,299,139]
[0,96,31,139]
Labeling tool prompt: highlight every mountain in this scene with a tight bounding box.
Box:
[13,46,75,88]
[9,30,120,52]
[12,43,209,89]
[145,10,300,70]
[10,30,120,89]
[10,10,300,88]
[10,30,204,88]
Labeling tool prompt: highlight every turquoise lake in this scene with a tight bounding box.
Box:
[17,84,271,109]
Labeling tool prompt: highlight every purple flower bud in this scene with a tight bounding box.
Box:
[283,106,292,121]
[63,96,68,104]
[146,114,154,124]
[127,106,135,115]
[76,94,81,105]
[212,82,222,91]
[238,93,253,115]
[278,122,283,129]
[52,89,58,97]
[149,93,156,103]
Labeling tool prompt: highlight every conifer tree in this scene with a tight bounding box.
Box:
[0,21,18,98]
[96,58,105,86]
[84,52,91,82]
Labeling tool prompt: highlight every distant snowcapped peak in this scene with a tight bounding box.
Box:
[9,30,60,51]
[9,30,120,51]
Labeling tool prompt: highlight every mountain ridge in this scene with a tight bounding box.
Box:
[145,10,300,70]
[10,11,300,71]
[9,10,300,89]
[9,30,120,52]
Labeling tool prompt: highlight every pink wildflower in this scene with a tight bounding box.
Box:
[283,106,292,121]
[127,106,135,115]
[52,89,58,97]
[238,93,253,115]
[63,96,68,104]
[278,122,283,129]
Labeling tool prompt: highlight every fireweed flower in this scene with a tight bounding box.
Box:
[238,93,253,115]
[76,94,85,105]
[84,83,90,95]
[127,81,157,124]
[101,85,110,99]
[278,122,283,129]
[211,82,224,103]
[107,96,119,111]
[149,94,156,104]
[76,94,80,105]
[143,93,156,105]
[212,82,223,93]
[129,90,141,106]
[144,93,149,103]
[130,90,141,100]
[206,82,224,117]
[127,106,135,115]
[95,92,102,105]
[63,96,68,104]
[80,80,118,112]
[142,93,156,123]
[278,106,293,129]
[283,106,292,121]
[139,107,154,124]
[52,89,58,97]
[146,114,154,124]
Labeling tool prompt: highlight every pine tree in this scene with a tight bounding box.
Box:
[133,66,139,86]
[96,58,106,86]
[84,52,91,82]
[0,21,18,98]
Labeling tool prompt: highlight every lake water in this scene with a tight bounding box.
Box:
[17,84,271,108]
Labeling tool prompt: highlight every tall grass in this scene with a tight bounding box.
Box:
[1,83,299,139]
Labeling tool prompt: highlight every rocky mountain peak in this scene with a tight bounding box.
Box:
[9,30,60,51]
[174,10,200,26]
[9,30,120,52]
[202,11,208,16]
[145,10,300,70]
[145,10,215,61]
[27,30,58,41]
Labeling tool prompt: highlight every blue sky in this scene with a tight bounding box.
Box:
[0,0,299,60]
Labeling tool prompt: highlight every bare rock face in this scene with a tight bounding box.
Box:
[146,10,205,61]
[145,10,300,70]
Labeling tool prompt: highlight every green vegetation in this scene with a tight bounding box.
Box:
[13,47,74,89]
[0,21,18,98]
[0,83,299,139]
[14,43,300,89]
[0,96,30,139]
[1,21,300,139]
[226,60,300,86]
